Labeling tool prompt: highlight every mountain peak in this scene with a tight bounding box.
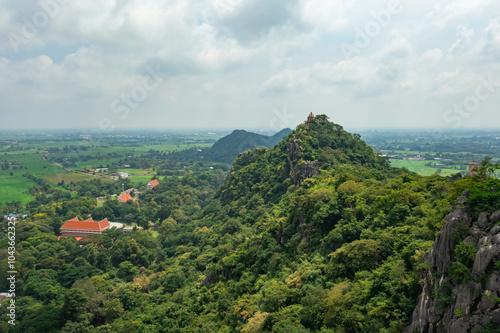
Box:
[219,114,389,203]
[205,128,292,164]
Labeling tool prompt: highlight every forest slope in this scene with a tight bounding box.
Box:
[2,115,499,332]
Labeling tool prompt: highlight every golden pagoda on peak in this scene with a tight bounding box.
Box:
[306,112,314,123]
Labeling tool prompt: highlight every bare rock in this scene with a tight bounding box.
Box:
[463,236,477,244]
[472,245,500,276]
[407,208,500,333]
[490,211,500,223]
[470,315,496,332]
[492,308,500,322]
[448,318,469,333]
[431,209,471,275]
[476,213,489,229]
[451,282,480,316]
[404,275,433,333]
[478,272,499,311]
[455,195,468,206]
[490,225,500,236]
[492,234,500,245]
[286,136,320,187]
[471,226,485,239]
[478,236,492,247]
[485,271,500,296]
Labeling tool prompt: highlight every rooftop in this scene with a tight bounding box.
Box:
[61,217,110,231]
[148,179,159,186]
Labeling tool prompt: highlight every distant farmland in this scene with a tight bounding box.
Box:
[390,159,462,177]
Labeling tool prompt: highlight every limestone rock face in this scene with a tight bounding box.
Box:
[286,135,320,187]
[430,209,471,275]
[406,205,500,333]
[476,213,489,229]
[472,245,500,276]
[455,195,468,206]
[490,225,500,236]
[490,210,500,223]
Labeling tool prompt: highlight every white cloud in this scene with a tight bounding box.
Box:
[0,0,499,129]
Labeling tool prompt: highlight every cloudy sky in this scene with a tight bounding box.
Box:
[1,0,500,131]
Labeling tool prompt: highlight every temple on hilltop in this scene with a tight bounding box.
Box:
[306,112,314,123]
[466,160,480,176]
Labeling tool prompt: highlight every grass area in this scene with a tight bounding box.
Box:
[116,169,155,185]
[62,142,212,171]
[0,136,213,206]
[40,172,115,185]
[0,176,36,205]
[0,151,59,175]
[390,160,463,177]
[0,147,64,204]
[128,176,152,185]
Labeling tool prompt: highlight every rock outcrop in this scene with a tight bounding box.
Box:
[287,135,319,187]
[430,208,471,275]
[406,194,500,333]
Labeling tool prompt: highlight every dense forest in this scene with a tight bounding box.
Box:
[1,115,499,332]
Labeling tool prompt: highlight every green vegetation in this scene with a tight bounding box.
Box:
[0,118,499,332]
[0,132,217,206]
[389,159,461,177]
[201,128,292,163]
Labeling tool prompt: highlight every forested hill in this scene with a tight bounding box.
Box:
[3,115,500,332]
[204,128,292,164]
[218,114,390,204]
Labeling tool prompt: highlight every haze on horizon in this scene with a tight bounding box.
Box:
[1,0,500,131]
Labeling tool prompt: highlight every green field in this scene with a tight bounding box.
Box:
[40,172,115,185]
[0,176,37,205]
[116,168,157,185]
[0,148,63,205]
[56,142,212,171]
[390,159,463,177]
[0,136,212,205]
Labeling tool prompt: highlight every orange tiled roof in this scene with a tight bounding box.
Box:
[61,217,110,231]
[119,193,134,202]
[148,179,159,186]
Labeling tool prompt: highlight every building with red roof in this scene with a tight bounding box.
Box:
[60,217,111,240]
[147,179,159,190]
[118,193,134,203]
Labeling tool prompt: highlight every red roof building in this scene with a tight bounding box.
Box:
[60,217,111,240]
[147,179,159,190]
[118,193,134,203]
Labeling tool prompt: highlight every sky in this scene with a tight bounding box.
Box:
[1,0,500,132]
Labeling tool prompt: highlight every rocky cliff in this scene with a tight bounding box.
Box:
[286,134,320,187]
[406,193,500,333]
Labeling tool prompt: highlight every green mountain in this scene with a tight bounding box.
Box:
[218,114,389,204]
[4,114,500,332]
[205,128,292,164]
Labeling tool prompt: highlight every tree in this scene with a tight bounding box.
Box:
[117,261,138,282]
[62,288,88,322]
